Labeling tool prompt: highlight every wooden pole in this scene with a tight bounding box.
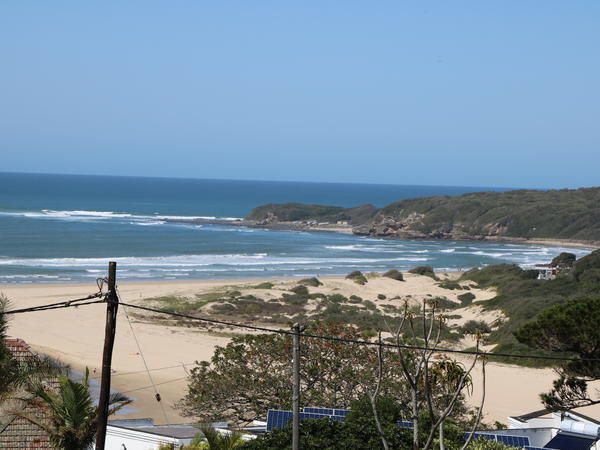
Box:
[95,261,119,450]
[292,322,302,450]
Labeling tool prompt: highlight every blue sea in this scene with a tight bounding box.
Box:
[0,173,591,283]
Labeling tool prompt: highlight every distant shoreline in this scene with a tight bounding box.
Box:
[167,217,600,250]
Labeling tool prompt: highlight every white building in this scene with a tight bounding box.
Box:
[506,409,600,449]
[105,419,200,449]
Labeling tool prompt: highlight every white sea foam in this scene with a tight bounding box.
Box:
[0,209,242,224]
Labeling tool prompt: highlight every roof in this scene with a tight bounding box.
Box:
[109,423,202,439]
[511,408,600,426]
[0,339,53,449]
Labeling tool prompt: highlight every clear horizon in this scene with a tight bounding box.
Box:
[0,170,549,191]
[1,2,599,188]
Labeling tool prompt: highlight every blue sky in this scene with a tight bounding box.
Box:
[1,2,598,188]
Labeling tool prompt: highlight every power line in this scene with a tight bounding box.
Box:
[91,362,193,380]
[119,288,172,427]
[120,376,188,394]
[3,296,598,364]
[1,294,106,315]
[118,301,600,364]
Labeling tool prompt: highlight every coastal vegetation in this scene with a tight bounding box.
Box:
[383,269,404,281]
[245,187,600,243]
[516,296,600,410]
[461,249,600,364]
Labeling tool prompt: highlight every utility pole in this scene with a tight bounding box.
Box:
[292,322,304,450]
[95,261,119,450]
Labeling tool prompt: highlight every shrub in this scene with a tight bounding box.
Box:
[363,300,377,311]
[458,292,476,306]
[346,270,368,285]
[377,294,386,300]
[409,266,438,280]
[253,282,274,289]
[328,294,348,303]
[290,285,309,296]
[383,269,404,281]
[299,277,323,287]
[460,320,491,335]
[211,303,236,313]
[281,294,308,306]
[348,295,363,304]
[550,252,577,269]
[437,279,462,290]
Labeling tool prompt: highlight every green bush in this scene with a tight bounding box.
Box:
[466,438,514,449]
[550,252,577,269]
[458,292,476,306]
[383,269,404,281]
[253,282,274,289]
[346,270,368,285]
[299,277,323,287]
[363,300,377,311]
[211,303,236,313]
[328,294,348,303]
[437,279,463,290]
[460,320,492,335]
[281,294,309,306]
[290,285,309,296]
[377,294,386,300]
[348,295,363,304]
[409,266,438,280]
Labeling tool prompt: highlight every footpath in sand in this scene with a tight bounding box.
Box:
[3,275,598,425]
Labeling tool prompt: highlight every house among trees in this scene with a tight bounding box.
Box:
[502,408,600,449]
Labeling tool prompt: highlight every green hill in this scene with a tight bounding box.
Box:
[246,187,600,242]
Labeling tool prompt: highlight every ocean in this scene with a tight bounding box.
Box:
[0,172,591,283]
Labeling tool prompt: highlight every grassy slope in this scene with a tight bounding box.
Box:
[377,188,600,240]
[461,250,600,365]
[246,187,600,241]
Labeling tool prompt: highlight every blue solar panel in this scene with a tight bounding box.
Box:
[545,433,597,450]
[266,409,346,431]
[469,433,497,442]
[467,433,530,448]
[266,410,294,431]
[398,420,413,429]
[496,435,530,447]
[303,407,350,417]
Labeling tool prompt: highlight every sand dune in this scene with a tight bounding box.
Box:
[2,276,597,425]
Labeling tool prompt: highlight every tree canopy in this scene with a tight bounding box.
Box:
[516,296,600,409]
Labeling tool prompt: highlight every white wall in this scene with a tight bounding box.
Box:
[105,425,192,450]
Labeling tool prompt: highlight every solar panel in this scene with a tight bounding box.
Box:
[467,433,530,448]
[303,407,350,417]
[469,433,496,442]
[496,435,530,447]
[545,433,597,450]
[398,420,413,429]
[266,409,346,431]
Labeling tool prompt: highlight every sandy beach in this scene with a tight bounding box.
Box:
[3,276,598,426]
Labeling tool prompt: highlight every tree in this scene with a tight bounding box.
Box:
[385,299,484,450]
[0,294,62,401]
[550,252,576,269]
[199,426,244,449]
[0,294,15,399]
[516,297,600,410]
[179,323,410,423]
[16,367,131,450]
